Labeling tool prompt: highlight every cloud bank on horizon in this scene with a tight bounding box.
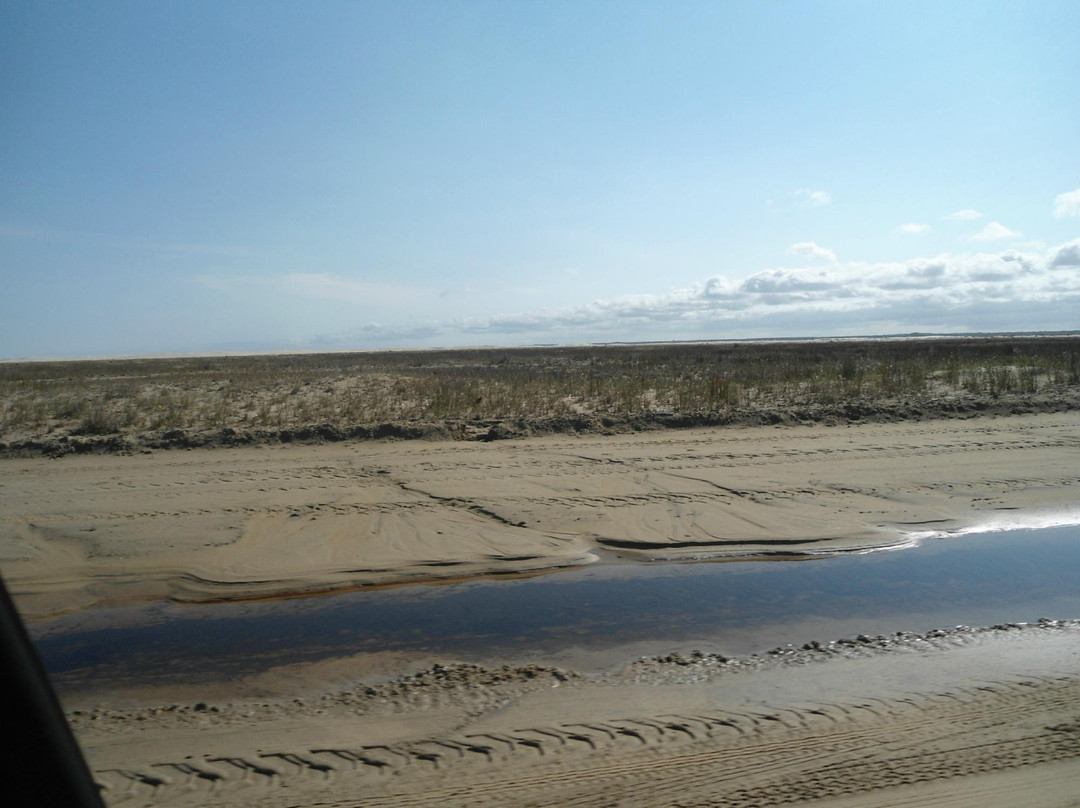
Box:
[194,183,1080,353]
[295,232,1080,348]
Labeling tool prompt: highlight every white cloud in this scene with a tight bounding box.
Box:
[900,223,931,234]
[945,209,983,221]
[1049,238,1080,268]
[970,221,1022,242]
[328,240,1080,345]
[786,241,837,262]
[1053,188,1080,219]
[795,188,832,207]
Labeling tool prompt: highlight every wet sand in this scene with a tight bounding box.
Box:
[66,622,1080,808]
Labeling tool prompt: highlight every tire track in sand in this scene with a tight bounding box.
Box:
[90,676,1080,807]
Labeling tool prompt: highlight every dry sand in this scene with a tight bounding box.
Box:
[2,412,1080,806]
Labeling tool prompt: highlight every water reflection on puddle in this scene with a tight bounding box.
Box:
[33,524,1080,687]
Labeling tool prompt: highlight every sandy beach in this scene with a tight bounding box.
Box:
[2,411,1080,806]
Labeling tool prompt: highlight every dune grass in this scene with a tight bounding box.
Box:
[2,336,1079,441]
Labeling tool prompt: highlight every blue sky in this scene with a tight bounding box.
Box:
[2,1,1079,359]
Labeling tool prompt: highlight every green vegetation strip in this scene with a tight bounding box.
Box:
[2,336,1079,456]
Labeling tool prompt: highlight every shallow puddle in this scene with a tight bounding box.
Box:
[33,524,1080,690]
